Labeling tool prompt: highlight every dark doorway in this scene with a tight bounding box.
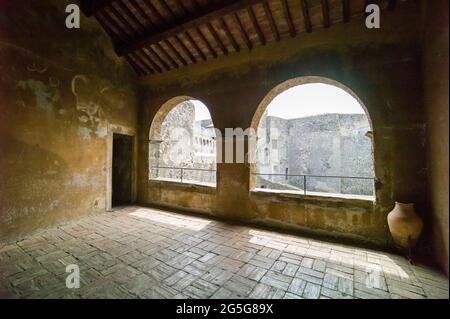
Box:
[112,133,133,207]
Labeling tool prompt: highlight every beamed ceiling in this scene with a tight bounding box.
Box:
[80,0,398,77]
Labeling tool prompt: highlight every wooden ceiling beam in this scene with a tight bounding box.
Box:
[135,51,157,74]
[219,17,240,53]
[116,1,147,33]
[196,26,218,59]
[95,11,123,43]
[174,0,189,15]
[80,0,116,17]
[321,0,330,28]
[148,46,171,71]
[129,0,157,30]
[140,49,163,72]
[233,12,253,51]
[159,0,178,20]
[125,55,147,76]
[263,0,280,41]
[300,0,312,33]
[129,52,152,74]
[342,0,350,23]
[108,4,139,36]
[100,8,131,40]
[185,30,207,61]
[164,39,188,66]
[207,22,229,56]
[144,0,167,23]
[116,0,266,56]
[281,0,296,37]
[155,42,180,68]
[248,6,266,45]
[174,34,197,64]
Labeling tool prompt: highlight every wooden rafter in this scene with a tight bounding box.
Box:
[136,50,156,73]
[281,0,296,37]
[196,27,218,59]
[174,34,197,64]
[144,0,167,23]
[159,0,178,20]
[321,0,330,28]
[185,30,207,61]
[174,0,188,15]
[80,0,116,17]
[263,0,280,41]
[165,38,188,66]
[83,0,406,77]
[125,55,145,76]
[108,3,139,36]
[233,12,253,50]
[342,0,350,23]
[116,0,265,56]
[141,49,163,72]
[148,46,171,71]
[300,0,312,33]
[207,22,228,56]
[96,11,123,43]
[116,1,146,33]
[219,17,240,53]
[128,0,157,29]
[156,42,179,69]
[248,6,266,45]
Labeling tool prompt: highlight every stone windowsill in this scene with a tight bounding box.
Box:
[250,188,376,208]
[149,178,216,193]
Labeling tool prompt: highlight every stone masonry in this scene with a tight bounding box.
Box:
[256,112,374,196]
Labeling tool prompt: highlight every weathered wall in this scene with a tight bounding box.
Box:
[256,113,373,195]
[421,0,449,275]
[138,1,426,247]
[0,1,138,240]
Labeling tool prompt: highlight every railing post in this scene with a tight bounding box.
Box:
[303,175,307,195]
[180,168,183,183]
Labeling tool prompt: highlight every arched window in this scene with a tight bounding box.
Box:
[251,77,375,199]
[149,97,216,187]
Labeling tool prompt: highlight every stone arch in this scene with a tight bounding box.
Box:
[249,76,375,196]
[148,96,217,186]
[250,76,373,132]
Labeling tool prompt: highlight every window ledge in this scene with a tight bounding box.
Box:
[149,178,216,193]
[250,188,375,207]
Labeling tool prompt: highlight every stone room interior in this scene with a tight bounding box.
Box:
[0,0,448,300]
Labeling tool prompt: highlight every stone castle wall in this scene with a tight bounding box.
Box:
[256,113,374,195]
[151,101,216,184]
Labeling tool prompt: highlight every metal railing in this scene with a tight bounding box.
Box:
[253,172,375,196]
[151,166,216,184]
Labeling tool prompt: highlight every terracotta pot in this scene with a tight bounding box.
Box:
[387,202,423,248]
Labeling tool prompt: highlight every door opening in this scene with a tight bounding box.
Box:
[112,133,133,207]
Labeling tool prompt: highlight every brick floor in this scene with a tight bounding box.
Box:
[0,206,448,299]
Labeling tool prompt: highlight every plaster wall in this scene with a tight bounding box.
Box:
[422,0,449,275]
[138,2,426,247]
[0,1,138,241]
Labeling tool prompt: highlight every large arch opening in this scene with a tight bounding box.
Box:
[149,96,217,187]
[251,77,375,200]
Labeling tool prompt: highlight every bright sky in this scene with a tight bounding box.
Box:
[192,83,365,121]
[193,100,212,121]
[266,83,365,119]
